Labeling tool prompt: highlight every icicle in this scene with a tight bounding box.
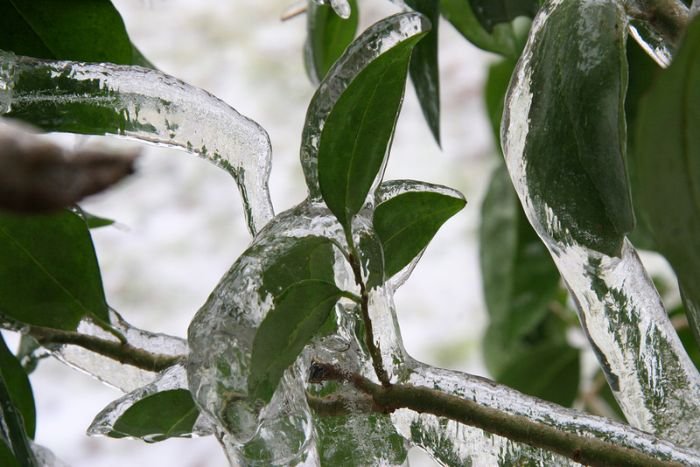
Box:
[0,51,273,235]
[300,12,429,198]
[501,0,700,448]
[42,310,187,392]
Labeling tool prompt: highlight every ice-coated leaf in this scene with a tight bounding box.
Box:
[108,390,199,442]
[304,0,358,83]
[315,414,408,465]
[469,0,539,32]
[0,210,109,330]
[440,0,527,58]
[373,180,465,279]
[0,335,35,439]
[317,29,426,229]
[405,0,441,144]
[505,0,633,257]
[249,280,342,402]
[80,211,116,229]
[0,53,273,235]
[89,363,211,441]
[301,12,429,200]
[0,0,148,66]
[0,366,36,466]
[261,236,336,296]
[636,15,700,342]
[503,0,700,444]
[496,343,579,406]
[0,439,20,467]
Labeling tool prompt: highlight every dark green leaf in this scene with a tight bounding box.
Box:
[249,280,342,402]
[635,16,700,341]
[81,212,116,230]
[249,236,341,402]
[519,0,633,256]
[624,39,662,251]
[0,439,21,467]
[0,210,109,330]
[261,236,336,296]
[0,335,35,438]
[0,366,36,467]
[0,0,147,65]
[374,183,465,279]
[109,389,199,442]
[468,0,539,32]
[440,0,528,58]
[480,165,560,337]
[305,0,358,83]
[406,0,441,145]
[318,32,426,229]
[485,58,517,143]
[497,343,579,406]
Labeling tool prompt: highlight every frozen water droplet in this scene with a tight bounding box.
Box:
[502,0,700,447]
[0,51,273,235]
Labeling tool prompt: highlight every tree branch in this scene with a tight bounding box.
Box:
[309,361,698,467]
[29,326,181,372]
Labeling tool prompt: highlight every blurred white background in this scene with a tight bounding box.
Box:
[7,1,500,465]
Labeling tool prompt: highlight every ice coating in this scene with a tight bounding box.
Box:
[31,442,70,467]
[88,363,214,440]
[300,12,429,198]
[502,0,700,448]
[310,0,352,19]
[42,310,187,392]
[0,51,273,235]
[626,0,689,67]
[374,179,464,289]
[628,21,673,67]
[187,200,351,465]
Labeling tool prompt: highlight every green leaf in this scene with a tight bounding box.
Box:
[318,32,426,229]
[497,343,579,406]
[249,236,341,402]
[484,58,517,144]
[0,0,147,65]
[440,0,529,58]
[304,0,358,83]
[249,280,342,402]
[0,335,35,439]
[0,366,36,467]
[468,0,539,32]
[109,389,199,442]
[624,39,662,251]
[635,15,700,340]
[406,0,441,145]
[480,165,561,337]
[518,0,633,256]
[0,210,109,330]
[374,182,465,279]
[0,439,20,467]
[82,212,116,230]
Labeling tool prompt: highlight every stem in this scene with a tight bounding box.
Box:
[344,229,390,386]
[29,327,181,372]
[628,0,690,47]
[308,362,692,467]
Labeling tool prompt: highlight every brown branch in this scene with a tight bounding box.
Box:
[29,326,181,372]
[308,362,690,467]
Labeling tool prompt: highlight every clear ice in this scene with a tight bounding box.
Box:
[626,0,690,67]
[502,0,700,449]
[310,0,352,19]
[0,50,274,236]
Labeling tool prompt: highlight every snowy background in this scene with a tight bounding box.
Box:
[5,1,500,465]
